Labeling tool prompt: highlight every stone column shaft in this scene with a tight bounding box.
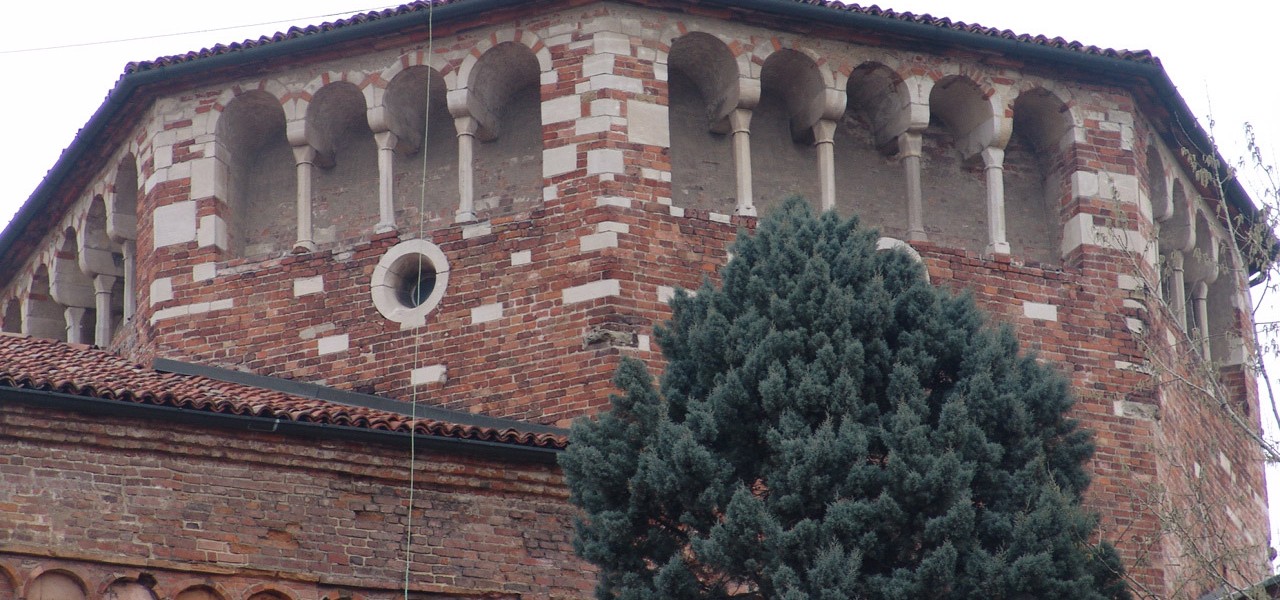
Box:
[65,307,87,345]
[292,145,318,252]
[898,132,926,242]
[374,131,399,234]
[455,116,478,223]
[93,274,117,347]
[813,120,837,212]
[730,108,755,217]
[122,241,136,322]
[981,147,1010,255]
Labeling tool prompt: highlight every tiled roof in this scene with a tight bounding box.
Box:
[0,333,567,450]
[123,0,1153,74]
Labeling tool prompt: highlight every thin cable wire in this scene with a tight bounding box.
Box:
[403,1,435,597]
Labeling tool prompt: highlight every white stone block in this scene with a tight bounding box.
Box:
[1117,274,1142,291]
[154,145,173,170]
[587,149,625,175]
[192,262,217,282]
[637,334,651,352]
[511,250,532,266]
[627,100,670,147]
[669,205,685,217]
[153,201,197,247]
[591,99,622,117]
[1022,301,1058,321]
[317,334,349,356]
[189,157,218,200]
[471,302,504,324]
[539,70,559,85]
[593,31,631,55]
[209,299,233,311]
[544,144,579,177]
[580,232,619,252]
[657,285,676,303]
[150,278,174,304]
[543,185,558,202]
[1126,317,1144,334]
[597,221,629,234]
[411,364,448,385]
[294,275,324,297]
[710,212,732,224]
[299,323,335,340]
[198,214,228,250]
[597,196,631,208]
[463,221,492,239]
[542,95,581,124]
[590,74,644,94]
[1112,400,1157,420]
[582,53,616,77]
[563,279,621,305]
[575,115,614,136]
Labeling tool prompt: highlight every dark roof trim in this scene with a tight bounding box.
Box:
[153,357,565,436]
[0,0,1260,278]
[0,384,562,463]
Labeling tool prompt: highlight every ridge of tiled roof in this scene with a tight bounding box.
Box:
[123,0,1153,74]
[0,333,567,450]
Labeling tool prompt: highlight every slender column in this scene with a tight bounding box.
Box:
[374,131,399,234]
[64,307,87,345]
[291,145,318,252]
[1169,250,1187,330]
[93,274,117,347]
[981,147,1010,255]
[122,241,136,322]
[898,132,926,242]
[1192,281,1211,358]
[730,108,756,217]
[454,116,478,223]
[813,119,837,212]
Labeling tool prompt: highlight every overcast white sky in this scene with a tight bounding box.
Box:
[2,0,1278,560]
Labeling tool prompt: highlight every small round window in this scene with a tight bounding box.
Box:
[371,239,450,327]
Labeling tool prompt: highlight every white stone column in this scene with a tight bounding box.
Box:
[292,145,318,252]
[898,132,926,242]
[122,241,136,322]
[93,274,117,346]
[1192,281,1210,358]
[730,108,756,217]
[981,147,1010,255]
[1169,250,1187,330]
[65,307,87,345]
[374,131,399,234]
[455,116,478,223]
[813,119,837,212]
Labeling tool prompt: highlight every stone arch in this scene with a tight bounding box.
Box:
[81,195,125,278]
[216,89,295,257]
[23,264,65,341]
[464,41,543,219]
[455,29,552,90]
[104,578,159,600]
[383,65,458,224]
[1006,87,1072,265]
[109,154,139,244]
[920,75,1000,254]
[51,228,97,343]
[243,583,296,600]
[174,584,228,600]
[306,80,380,245]
[26,569,89,600]
[667,31,740,213]
[1184,210,1219,341]
[752,48,829,214]
[834,61,912,235]
[2,297,21,333]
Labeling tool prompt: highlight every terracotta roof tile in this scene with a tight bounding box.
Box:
[0,333,567,450]
[122,0,1153,74]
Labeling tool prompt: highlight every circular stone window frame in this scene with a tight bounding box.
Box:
[371,239,450,328]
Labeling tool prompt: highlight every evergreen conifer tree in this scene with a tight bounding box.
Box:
[560,198,1129,599]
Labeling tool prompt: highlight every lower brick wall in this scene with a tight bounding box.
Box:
[0,402,595,600]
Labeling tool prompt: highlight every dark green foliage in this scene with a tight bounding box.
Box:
[560,198,1129,599]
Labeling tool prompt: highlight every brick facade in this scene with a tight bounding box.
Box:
[0,1,1270,598]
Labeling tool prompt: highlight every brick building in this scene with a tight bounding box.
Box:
[0,1,1271,598]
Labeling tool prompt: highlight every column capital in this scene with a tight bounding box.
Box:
[812,119,837,146]
[93,274,118,295]
[980,146,1005,168]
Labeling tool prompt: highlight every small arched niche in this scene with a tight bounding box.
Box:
[751,49,825,215]
[667,32,738,214]
[385,65,458,225]
[175,585,226,600]
[105,579,158,600]
[247,591,291,600]
[835,62,911,236]
[51,228,97,343]
[82,196,126,345]
[469,41,544,219]
[1006,88,1070,265]
[922,76,993,254]
[27,570,88,600]
[217,90,295,257]
[2,297,21,333]
[1207,241,1243,365]
[24,264,66,341]
[308,81,379,245]
[1146,143,1171,224]
[1158,180,1195,321]
[1184,211,1219,341]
